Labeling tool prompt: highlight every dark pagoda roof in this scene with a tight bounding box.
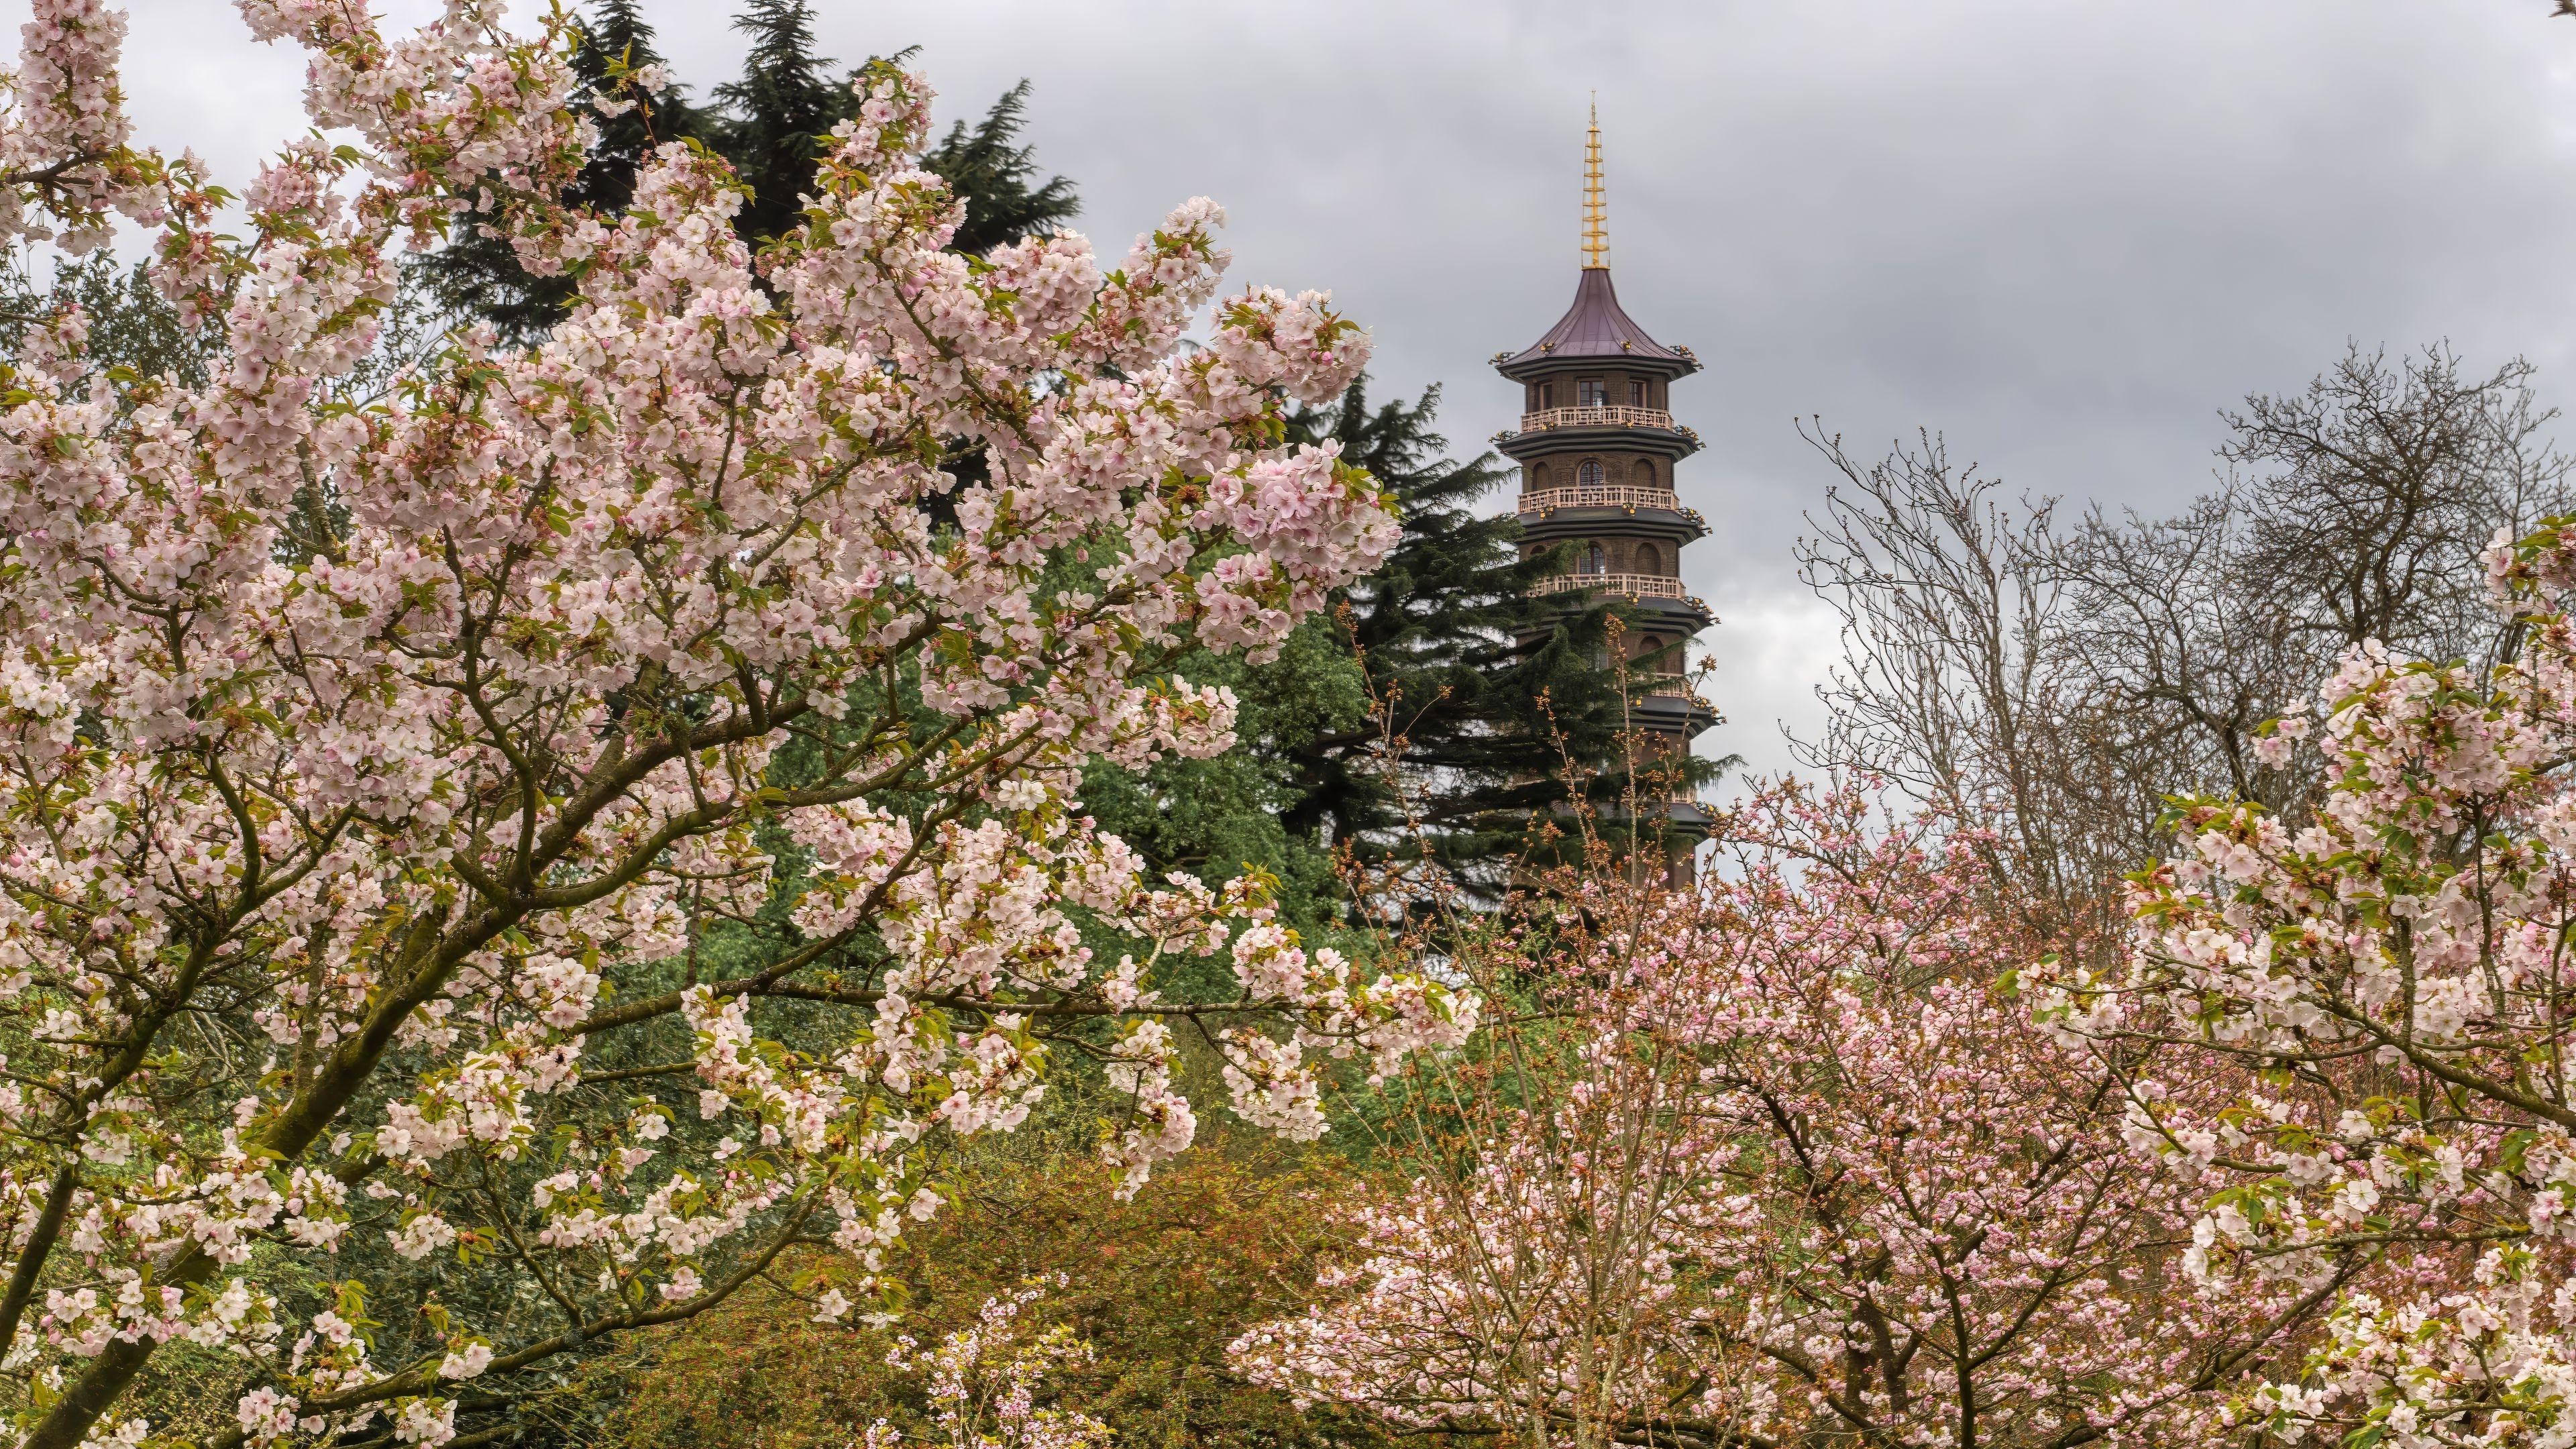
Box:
[1495,268,1699,382]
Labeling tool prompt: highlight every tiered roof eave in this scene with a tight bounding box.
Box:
[1493,268,1701,383]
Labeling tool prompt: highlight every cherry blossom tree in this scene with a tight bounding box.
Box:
[0,3,1478,1447]
[2027,514,2576,1449]
[1233,884,1751,1449]
[863,1281,1110,1449]
[1236,788,2339,1449]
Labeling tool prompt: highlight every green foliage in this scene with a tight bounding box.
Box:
[602,1124,1392,1449]
[0,252,217,390]
[417,0,1079,343]
[1078,614,1370,939]
[413,0,707,341]
[1089,375,1727,916]
[918,80,1081,256]
[710,0,859,248]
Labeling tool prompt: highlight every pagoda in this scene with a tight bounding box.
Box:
[1491,105,1716,881]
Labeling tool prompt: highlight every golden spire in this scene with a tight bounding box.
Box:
[1581,97,1608,270]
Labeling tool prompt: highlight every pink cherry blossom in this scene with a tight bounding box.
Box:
[2026,515,2576,1446]
[0,9,1460,1449]
[1238,786,2332,1449]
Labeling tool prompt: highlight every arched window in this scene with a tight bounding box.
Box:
[1581,543,1607,576]
[1578,458,1605,488]
[1531,463,1551,490]
[1635,543,1660,575]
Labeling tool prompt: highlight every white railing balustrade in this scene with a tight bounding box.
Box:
[1638,674,1703,700]
[1517,486,1682,515]
[1517,405,1678,433]
[1533,572,1693,601]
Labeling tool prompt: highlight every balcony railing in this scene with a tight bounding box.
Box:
[1636,673,1705,701]
[1534,572,1697,602]
[1518,485,1684,517]
[1518,405,1678,433]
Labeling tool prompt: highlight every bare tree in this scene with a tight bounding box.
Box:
[1796,344,2573,932]
[2228,343,2569,672]
[2055,488,2305,811]
[1792,425,2142,939]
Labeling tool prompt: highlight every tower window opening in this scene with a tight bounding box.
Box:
[1581,543,1607,576]
[1531,463,1551,488]
[1540,382,1557,409]
[1578,459,1606,488]
[1579,380,1609,407]
[1629,380,1646,407]
[1636,543,1660,575]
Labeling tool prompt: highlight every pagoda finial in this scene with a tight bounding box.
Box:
[1582,97,1608,270]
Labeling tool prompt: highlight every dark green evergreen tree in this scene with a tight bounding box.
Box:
[920,80,1079,254]
[419,0,1077,343]
[707,0,852,248]
[566,0,706,215]
[1279,379,1711,887]
[413,0,706,342]
[710,7,1076,251]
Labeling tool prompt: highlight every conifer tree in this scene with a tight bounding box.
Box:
[566,0,706,216]
[708,0,851,247]
[418,0,1077,341]
[413,0,703,341]
[921,80,1080,255]
[710,5,1077,250]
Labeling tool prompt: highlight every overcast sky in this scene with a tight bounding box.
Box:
[46,0,2576,781]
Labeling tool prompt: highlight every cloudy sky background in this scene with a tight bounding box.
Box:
[44,0,2576,784]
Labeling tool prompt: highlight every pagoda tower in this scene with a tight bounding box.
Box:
[1491,105,1716,880]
